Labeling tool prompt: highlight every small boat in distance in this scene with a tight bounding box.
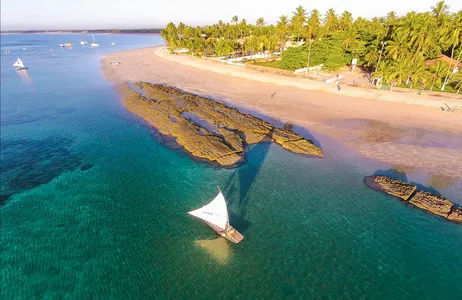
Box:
[90,35,99,48]
[13,58,28,70]
[111,42,116,46]
[80,41,88,45]
[188,187,244,244]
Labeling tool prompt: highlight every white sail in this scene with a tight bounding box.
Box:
[188,190,229,230]
[13,58,24,68]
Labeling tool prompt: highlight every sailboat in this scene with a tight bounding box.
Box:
[13,58,28,70]
[90,35,99,48]
[188,187,244,244]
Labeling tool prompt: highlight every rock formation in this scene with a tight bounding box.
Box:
[120,82,323,167]
[409,191,453,218]
[364,176,416,200]
[364,175,461,224]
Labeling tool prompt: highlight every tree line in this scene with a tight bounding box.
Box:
[161,1,461,93]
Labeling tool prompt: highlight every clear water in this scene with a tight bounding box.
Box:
[1,34,461,300]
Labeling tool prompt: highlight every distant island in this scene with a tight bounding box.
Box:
[1,29,162,34]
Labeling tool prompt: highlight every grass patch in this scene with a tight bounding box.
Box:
[254,60,282,69]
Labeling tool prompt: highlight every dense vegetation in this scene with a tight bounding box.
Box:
[162,1,461,93]
[2,29,162,34]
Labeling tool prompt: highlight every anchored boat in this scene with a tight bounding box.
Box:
[188,187,244,244]
[90,35,99,48]
[13,58,28,70]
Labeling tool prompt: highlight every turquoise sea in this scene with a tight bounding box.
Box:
[1,34,461,299]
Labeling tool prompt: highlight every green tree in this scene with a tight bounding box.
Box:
[429,60,449,90]
[323,9,338,33]
[292,5,307,41]
[277,15,290,51]
[307,9,321,39]
[339,11,353,31]
[431,1,449,25]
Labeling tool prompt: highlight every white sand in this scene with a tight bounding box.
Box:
[102,47,462,179]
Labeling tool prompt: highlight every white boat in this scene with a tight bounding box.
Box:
[13,58,28,70]
[80,41,88,45]
[111,42,116,46]
[188,187,244,244]
[90,35,99,48]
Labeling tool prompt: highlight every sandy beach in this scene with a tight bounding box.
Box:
[102,46,462,179]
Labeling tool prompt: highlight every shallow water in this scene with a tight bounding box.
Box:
[1,34,462,299]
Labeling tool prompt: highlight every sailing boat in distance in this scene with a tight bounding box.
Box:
[90,35,99,48]
[13,58,28,70]
[188,187,244,244]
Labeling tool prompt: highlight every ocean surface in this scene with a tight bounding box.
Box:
[1,34,461,299]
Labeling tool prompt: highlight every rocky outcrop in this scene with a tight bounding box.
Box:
[120,82,323,167]
[364,175,461,224]
[365,176,416,200]
[447,207,462,222]
[409,191,453,218]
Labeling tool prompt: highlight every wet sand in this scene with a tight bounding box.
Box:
[102,47,462,179]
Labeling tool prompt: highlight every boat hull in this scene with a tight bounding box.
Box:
[16,67,28,70]
[205,221,244,244]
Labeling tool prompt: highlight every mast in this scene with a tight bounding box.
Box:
[217,186,229,228]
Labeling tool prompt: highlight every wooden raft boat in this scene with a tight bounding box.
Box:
[188,187,244,244]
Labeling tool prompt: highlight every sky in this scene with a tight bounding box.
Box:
[1,0,462,31]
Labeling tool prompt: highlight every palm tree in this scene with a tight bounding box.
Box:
[388,59,412,89]
[232,16,239,25]
[398,11,419,38]
[429,60,449,90]
[409,59,428,88]
[431,1,449,25]
[339,11,353,30]
[342,28,358,53]
[277,15,289,51]
[323,8,338,33]
[307,9,321,39]
[256,17,266,28]
[161,22,179,48]
[265,35,279,53]
[239,19,248,39]
[440,12,462,89]
[386,11,397,26]
[364,45,381,67]
[449,72,462,93]
[292,5,307,41]
[386,32,410,60]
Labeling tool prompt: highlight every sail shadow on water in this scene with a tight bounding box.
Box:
[224,134,273,232]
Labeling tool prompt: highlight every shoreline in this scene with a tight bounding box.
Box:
[102,46,462,179]
[154,47,462,109]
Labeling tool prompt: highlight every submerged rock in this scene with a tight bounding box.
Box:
[364,175,461,224]
[120,82,323,167]
[364,175,416,201]
[80,164,94,171]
